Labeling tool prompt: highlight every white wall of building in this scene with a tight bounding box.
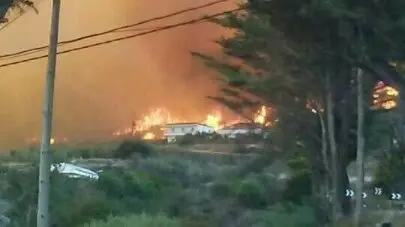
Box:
[216,128,262,138]
[164,123,214,143]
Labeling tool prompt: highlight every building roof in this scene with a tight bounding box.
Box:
[221,122,263,130]
[166,122,212,128]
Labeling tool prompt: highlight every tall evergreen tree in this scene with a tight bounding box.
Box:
[195,0,405,223]
[0,0,36,23]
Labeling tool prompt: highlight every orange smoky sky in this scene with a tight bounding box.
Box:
[0,0,238,148]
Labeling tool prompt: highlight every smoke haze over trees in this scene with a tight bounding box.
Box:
[0,0,236,148]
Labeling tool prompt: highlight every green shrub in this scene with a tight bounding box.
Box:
[235,177,267,209]
[2,167,38,227]
[8,150,16,158]
[238,204,317,227]
[2,168,121,227]
[95,168,181,213]
[52,187,118,227]
[282,171,312,203]
[97,170,155,200]
[135,155,217,188]
[374,149,405,189]
[210,181,232,198]
[6,149,39,162]
[0,163,184,227]
[113,140,153,159]
[236,153,278,177]
[286,150,310,173]
[91,149,111,158]
[79,149,92,159]
[233,144,250,154]
[177,134,196,146]
[83,213,181,227]
[166,187,215,221]
[52,150,69,162]
[1,147,319,227]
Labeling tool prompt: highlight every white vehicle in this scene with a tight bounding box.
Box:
[50,163,99,180]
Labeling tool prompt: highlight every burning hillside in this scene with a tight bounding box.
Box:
[26,137,68,145]
[113,105,273,140]
[0,0,238,148]
[253,105,273,126]
[372,81,399,110]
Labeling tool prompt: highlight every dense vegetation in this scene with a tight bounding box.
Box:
[0,0,36,23]
[193,0,405,225]
[0,138,402,226]
[0,141,320,227]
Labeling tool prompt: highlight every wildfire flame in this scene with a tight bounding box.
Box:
[204,111,222,130]
[373,81,399,110]
[142,132,155,140]
[134,108,181,131]
[254,105,271,126]
[114,105,273,140]
[113,108,182,137]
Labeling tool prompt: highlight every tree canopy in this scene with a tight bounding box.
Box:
[194,0,405,223]
[0,0,36,23]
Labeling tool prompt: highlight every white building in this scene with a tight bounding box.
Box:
[216,122,263,138]
[164,123,214,143]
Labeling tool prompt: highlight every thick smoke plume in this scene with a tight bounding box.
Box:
[0,0,235,148]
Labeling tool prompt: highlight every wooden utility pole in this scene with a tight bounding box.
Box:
[354,68,365,227]
[37,0,61,226]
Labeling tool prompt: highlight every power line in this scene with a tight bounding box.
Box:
[0,0,229,59]
[0,7,243,68]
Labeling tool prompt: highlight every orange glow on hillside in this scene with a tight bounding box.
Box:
[26,137,68,145]
[113,108,183,137]
[204,110,222,130]
[113,105,274,140]
[254,105,272,126]
[142,132,155,140]
[373,81,399,110]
